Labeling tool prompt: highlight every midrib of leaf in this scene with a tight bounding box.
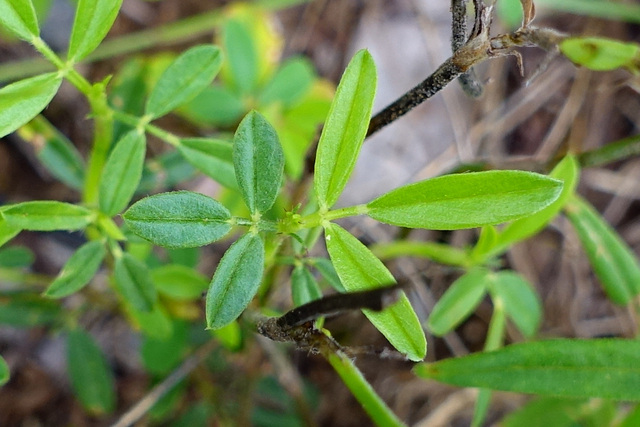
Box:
[103,134,142,210]
[326,66,370,204]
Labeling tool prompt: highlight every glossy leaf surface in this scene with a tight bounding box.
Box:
[2,201,93,231]
[206,233,264,330]
[367,171,563,230]
[123,191,232,248]
[324,223,426,361]
[0,72,62,138]
[68,0,122,61]
[0,0,39,40]
[314,49,376,209]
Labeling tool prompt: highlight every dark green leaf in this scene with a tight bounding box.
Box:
[123,191,232,248]
[415,339,640,400]
[19,116,85,190]
[324,223,426,361]
[109,57,148,142]
[2,201,93,231]
[141,320,189,375]
[145,45,223,119]
[0,0,39,40]
[427,268,489,336]
[178,138,237,190]
[565,195,640,304]
[223,19,258,94]
[291,264,322,307]
[67,329,116,414]
[0,292,61,327]
[206,233,264,330]
[150,264,208,300]
[367,171,563,230]
[0,245,34,268]
[99,130,146,216]
[259,56,315,106]
[620,404,640,427]
[44,240,106,298]
[114,253,157,312]
[138,150,197,194]
[233,111,284,214]
[0,355,8,386]
[171,403,215,427]
[487,271,542,338]
[67,0,123,61]
[166,247,199,268]
[314,49,376,209]
[0,72,62,138]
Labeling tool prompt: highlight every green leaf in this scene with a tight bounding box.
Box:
[314,49,376,209]
[67,0,123,62]
[259,56,315,107]
[150,264,208,300]
[145,45,223,119]
[310,257,345,292]
[66,329,116,414]
[493,156,580,253]
[0,292,61,327]
[427,268,489,336]
[18,116,85,190]
[123,191,232,248]
[0,72,62,138]
[114,253,157,312]
[99,130,146,216]
[371,240,469,267]
[565,195,640,304]
[0,0,39,40]
[487,271,542,338]
[223,19,258,94]
[291,264,322,307]
[620,404,640,427]
[141,320,189,375]
[0,217,20,247]
[128,302,173,340]
[233,111,284,214]
[367,170,563,230]
[326,351,406,427]
[0,355,8,386]
[324,223,426,361]
[44,240,106,298]
[178,138,237,190]
[415,339,640,400]
[206,233,264,330]
[178,85,245,128]
[1,201,93,231]
[0,245,34,268]
[501,397,585,427]
[560,37,640,71]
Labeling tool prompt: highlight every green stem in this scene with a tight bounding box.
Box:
[83,88,114,205]
[295,204,369,231]
[325,346,407,427]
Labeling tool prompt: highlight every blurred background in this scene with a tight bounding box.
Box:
[1,0,639,425]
